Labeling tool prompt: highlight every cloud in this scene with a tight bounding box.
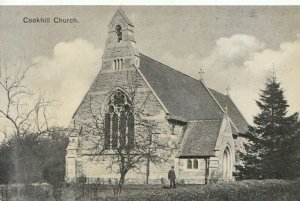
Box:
[206,34,265,69]
[159,34,300,123]
[241,39,300,120]
[26,38,102,126]
[21,35,300,127]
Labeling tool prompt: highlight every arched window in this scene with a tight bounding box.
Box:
[112,59,124,71]
[127,111,134,148]
[116,25,122,42]
[104,89,134,150]
[111,113,118,149]
[187,159,192,169]
[113,60,116,70]
[223,147,232,180]
[120,59,123,69]
[104,113,111,150]
[193,159,198,169]
[119,111,127,148]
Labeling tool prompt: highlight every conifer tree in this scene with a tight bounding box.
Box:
[236,73,300,179]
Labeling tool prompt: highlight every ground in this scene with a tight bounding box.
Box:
[1,179,299,200]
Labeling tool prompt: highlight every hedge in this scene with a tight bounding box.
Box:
[103,180,299,201]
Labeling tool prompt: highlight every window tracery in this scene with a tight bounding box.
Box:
[104,90,134,150]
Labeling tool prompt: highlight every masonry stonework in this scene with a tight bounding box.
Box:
[65,9,247,185]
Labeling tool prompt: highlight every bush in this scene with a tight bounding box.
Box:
[178,179,185,185]
[0,129,68,185]
[0,183,54,201]
[77,174,87,184]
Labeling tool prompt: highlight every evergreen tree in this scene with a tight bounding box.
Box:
[236,73,300,180]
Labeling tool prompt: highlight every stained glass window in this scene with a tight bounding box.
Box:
[104,89,134,150]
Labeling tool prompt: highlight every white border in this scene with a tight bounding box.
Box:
[1,0,300,6]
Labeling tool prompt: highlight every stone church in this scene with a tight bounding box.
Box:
[65,9,248,184]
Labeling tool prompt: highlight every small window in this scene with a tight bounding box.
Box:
[193,159,198,169]
[112,59,124,71]
[171,124,175,135]
[116,25,122,42]
[187,159,192,169]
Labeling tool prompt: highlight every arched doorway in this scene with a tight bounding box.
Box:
[222,147,232,180]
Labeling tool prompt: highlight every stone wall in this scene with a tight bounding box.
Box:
[176,158,206,184]
[210,116,235,182]
[66,64,179,183]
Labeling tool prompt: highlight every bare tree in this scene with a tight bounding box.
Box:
[0,61,55,139]
[0,61,60,183]
[76,69,173,195]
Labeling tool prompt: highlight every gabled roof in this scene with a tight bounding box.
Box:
[138,54,248,157]
[179,119,223,157]
[209,89,248,133]
[139,54,224,121]
[110,8,134,27]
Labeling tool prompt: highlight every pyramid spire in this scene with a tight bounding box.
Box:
[109,8,134,27]
[101,8,139,71]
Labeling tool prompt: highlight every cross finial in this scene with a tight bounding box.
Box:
[198,68,205,82]
[226,86,231,96]
[272,63,277,81]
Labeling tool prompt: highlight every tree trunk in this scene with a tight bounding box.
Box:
[117,174,125,196]
[146,156,150,184]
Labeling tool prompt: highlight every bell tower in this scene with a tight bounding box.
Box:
[102,8,140,71]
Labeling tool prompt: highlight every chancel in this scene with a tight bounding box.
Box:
[65,8,248,184]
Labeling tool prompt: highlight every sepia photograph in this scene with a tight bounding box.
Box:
[0,3,299,201]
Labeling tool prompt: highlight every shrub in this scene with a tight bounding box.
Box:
[0,184,53,201]
[160,178,166,186]
[178,179,185,185]
[102,179,299,201]
[77,174,87,184]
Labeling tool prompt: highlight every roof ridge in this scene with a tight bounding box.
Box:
[188,118,223,123]
[227,95,249,126]
[209,88,227,97]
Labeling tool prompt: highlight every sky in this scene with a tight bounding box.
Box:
[0,6,300,137]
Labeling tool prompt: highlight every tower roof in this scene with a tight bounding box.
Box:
[109,8,134,27]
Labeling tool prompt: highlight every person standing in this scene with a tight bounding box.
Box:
[168,166,176,188]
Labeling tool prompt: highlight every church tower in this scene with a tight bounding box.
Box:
[65,9,143,182]
[102,8,140,71]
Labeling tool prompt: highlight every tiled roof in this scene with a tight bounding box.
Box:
[179,120,223,157]
[139,54,224,121]
[209,89,248,133]
[138,54,248,157]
